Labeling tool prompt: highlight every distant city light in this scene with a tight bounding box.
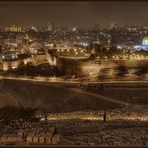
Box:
[72,27,77,32]
[117,45,122,49]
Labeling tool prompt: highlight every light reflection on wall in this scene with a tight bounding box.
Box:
[81,62,103,76]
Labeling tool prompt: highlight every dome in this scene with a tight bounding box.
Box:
[142,37,148,45]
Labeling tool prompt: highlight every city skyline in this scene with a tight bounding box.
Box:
[0,2,148,28]
[1,2,148,147]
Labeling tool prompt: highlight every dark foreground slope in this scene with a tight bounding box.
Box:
[0,79,121,113]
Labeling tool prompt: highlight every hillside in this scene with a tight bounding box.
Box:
[0,79,121,113]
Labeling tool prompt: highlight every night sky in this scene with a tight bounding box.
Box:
[0,2,148,28]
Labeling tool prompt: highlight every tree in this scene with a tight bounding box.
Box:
[103,109,107,122]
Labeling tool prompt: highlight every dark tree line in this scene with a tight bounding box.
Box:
[0,106,39,125]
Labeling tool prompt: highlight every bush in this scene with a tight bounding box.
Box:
[0,106,38,125]
[98,68,111,80]
[114,65,128,77]
[135,63,148,76]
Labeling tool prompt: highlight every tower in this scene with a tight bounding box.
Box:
[47,22,54,31]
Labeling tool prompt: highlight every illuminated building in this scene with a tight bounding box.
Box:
[142,36,148,45]
[1,51,18,60]
[5,25,22,32]
[47,22,54,31]
[110,22,117,29]
[134,36,148,50]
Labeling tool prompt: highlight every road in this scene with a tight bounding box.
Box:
[60,87,130,106]
[1,76,148,85]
